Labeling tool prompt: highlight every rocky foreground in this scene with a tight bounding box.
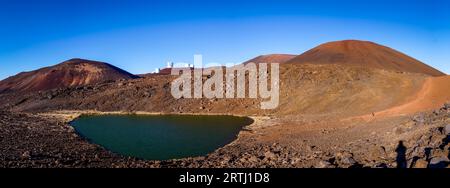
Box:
[1,40,448,168]
[1,103,448,168]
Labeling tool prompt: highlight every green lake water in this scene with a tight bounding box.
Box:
[70,115,253,160]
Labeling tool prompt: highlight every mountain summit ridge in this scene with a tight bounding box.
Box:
[0,58,138,93]
[286,40,445,76]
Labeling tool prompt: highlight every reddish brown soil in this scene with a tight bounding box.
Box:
[0,64,431,119]
[243,54,296,64]
[0,41,449,168]
[350,76,450,121]
[286,40,445,76]
[0,58,138,93]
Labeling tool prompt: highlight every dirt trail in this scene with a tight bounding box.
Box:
[348,76,450,121]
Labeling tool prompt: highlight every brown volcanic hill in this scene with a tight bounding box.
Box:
[286,40,445,76]
[0,63,436,118]
[243,54,296,64]
[0,58,138,93]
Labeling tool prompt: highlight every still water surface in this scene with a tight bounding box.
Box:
[71,115,253,160]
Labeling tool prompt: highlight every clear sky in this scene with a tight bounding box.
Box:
[0,0,449,79]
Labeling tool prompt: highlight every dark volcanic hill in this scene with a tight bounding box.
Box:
[0,58,138,93]
[286,40,445,76]
[243,54,296,64]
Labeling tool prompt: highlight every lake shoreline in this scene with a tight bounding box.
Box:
[37,110,265,161]
[2,103,448,168]
[70,112,255,160]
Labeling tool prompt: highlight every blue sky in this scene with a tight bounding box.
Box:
[0,0,449,79]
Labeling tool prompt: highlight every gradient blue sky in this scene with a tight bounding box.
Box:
[0,0,449,80]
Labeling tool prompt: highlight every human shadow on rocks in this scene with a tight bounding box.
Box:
[395,141,407,168]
